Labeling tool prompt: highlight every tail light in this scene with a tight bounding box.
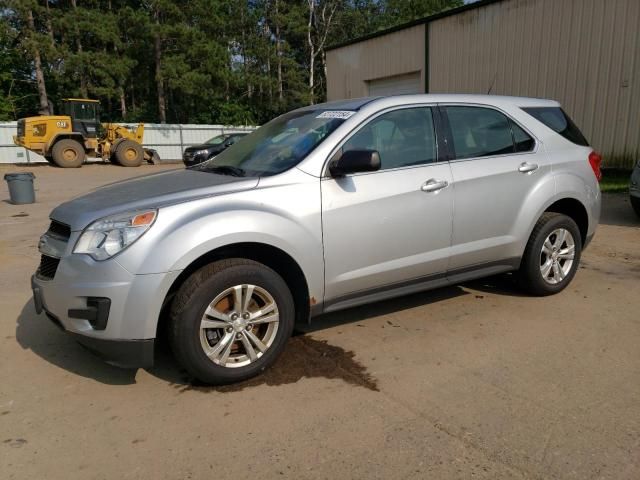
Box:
[588,151,602,182]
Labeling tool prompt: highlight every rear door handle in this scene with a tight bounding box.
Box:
[421,179,449,193]
[518,162,539,173]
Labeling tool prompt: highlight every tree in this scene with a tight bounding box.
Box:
[0,0,463,123]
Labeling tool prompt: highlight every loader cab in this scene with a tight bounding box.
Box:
[60,99,101,138]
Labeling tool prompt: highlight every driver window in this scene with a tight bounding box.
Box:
[342,107,437,170]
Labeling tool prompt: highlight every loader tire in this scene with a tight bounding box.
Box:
[51,139,85,168]
[115,140,144,167]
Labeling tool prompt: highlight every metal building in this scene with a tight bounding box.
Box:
[326,0,640,168]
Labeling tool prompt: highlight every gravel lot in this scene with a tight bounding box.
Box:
[1,164,639,479]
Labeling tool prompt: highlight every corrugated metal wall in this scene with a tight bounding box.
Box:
[326,24,426,101]
[0,123,256,164]
[428,0,640,167]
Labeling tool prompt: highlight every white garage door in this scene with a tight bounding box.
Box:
[367,72,423,96]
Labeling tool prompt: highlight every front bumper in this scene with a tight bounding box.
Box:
[182,151,210,167]
[31,253,181,368]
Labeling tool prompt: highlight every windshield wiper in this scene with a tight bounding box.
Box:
[208,165,246,177]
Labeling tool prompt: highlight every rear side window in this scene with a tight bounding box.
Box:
[522,107,589,146]
[444,106,533,159]
[511,121,535,152]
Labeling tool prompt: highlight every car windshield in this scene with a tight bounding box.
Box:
[205,135,227,145]
[194,109,351,177]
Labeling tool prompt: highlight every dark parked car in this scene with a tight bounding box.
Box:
[630,160,640,218]
[182,133,249,167]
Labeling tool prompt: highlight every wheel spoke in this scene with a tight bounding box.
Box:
[205,305,229,321]
[218,335,235,365]
[249,302,276,321]
[249,312,279,325]
[543,238,554,253]
[555,229,566,248]
[201,319,229,329]
[552,262,564,281]
[558,245,575,260]
[207,332,234,360]
[232,285,243,313]
[240,332,258,361]
[242,285,254,312]
[244,329,267,353]
[541,260,553,278]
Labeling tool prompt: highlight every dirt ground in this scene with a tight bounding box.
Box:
[1,164,639,479]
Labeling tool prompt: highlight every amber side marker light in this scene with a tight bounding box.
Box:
[132,211,156,226]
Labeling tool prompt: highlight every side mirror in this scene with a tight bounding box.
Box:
[329,149,381,177]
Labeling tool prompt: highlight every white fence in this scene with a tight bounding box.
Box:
[0,122,257,164]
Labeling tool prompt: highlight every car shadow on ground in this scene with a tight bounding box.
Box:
[15,278,527,390]
[600,193,639,227]
[151,285,472,392]
[15,300,138,385]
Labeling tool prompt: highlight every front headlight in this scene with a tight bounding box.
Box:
[196,149,210,157]
[74,210,157,260]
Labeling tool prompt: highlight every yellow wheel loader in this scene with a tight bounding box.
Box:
[13,99,160,168]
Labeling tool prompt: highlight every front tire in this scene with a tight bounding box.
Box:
[51,139,85,168]
[518,212,582,296]
[169,259,295,385]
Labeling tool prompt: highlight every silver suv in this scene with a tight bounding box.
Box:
[32,95,602,384]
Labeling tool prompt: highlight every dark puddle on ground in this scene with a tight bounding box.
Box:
[172,335,378,393]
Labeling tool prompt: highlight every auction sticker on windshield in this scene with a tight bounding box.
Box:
[316,111,356,119]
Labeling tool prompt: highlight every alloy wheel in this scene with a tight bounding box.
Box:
[540,228,575,285]
[199,284,279,368]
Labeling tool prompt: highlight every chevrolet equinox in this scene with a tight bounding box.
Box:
[32,95,602,384]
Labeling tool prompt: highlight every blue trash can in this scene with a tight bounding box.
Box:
[4,172,36,204]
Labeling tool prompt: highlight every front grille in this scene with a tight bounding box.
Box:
[48,220,71,240]
[17,119,25,137]
[37,255,60,280]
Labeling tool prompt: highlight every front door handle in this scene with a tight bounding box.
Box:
[421,179,449,193]
[518,162,539,173]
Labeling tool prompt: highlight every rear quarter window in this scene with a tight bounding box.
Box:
[522,107,589,146]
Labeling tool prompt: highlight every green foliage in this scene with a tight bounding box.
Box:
[600,169,632,193]
[0,0,462,124]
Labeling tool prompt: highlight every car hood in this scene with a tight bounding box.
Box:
[50,168,259,231]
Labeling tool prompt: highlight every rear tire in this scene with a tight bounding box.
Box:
[51,139,85,168]
[518,212,582,296]
[631,196,640,219]
[169,259,295,385]
[114,140,143,167]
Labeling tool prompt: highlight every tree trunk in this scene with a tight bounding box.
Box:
[154,10,166,123]
[240,7,252,98]
[70,0,88,97]
[119,87,127,119]
[266,43,272,106]
[307,0,315,104]
[44,0,54,44]
[27,10,50,115]
[131,80,136,112]
[275,0,283,102]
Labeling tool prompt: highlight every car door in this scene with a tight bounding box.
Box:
[440,104,546,270]
[321,106,454,304]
